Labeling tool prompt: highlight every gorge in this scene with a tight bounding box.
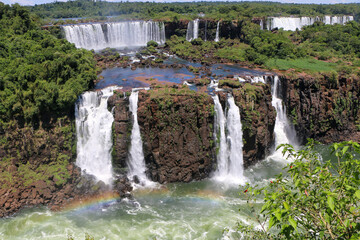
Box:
[1,1,360,239]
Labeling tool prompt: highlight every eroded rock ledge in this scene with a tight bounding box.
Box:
[281,73,360,144]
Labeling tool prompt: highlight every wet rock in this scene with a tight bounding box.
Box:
[135,88,215,183]
[281,73,360,144]
[133,175,140,184]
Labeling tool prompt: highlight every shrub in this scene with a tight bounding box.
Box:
[147,40,158,47]
[191,38,204,46]
[239,140,360,239]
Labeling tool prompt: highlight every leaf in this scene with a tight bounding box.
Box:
[283,202,290,210]
[288,216,297,230]
[327,196,335,212]
[342,146,349,155]
[354,190,360,199]
[275,211,282,221]
[344,219,350,228]
[268,216,276,229]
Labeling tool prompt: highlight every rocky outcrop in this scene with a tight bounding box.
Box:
[0,117,132,217]
[137,87,215,183]
[108,90,132,173]
[218,82,276,167]
[282,73,360,144]
[164,20,188,39]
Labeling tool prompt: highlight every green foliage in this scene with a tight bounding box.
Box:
[218,79,241,88]
[240,140,360,239]
[265,58,336,73]
[215,46,247,62]
[27,1,360,21]
[17,154,70,187]
[0,3,96,124]
[190,38,204,46]
[147,40,159,48]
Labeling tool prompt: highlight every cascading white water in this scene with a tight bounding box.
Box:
[128,90,151,185]
[270,76,298,159]
[213,95,246,184]
[259,19,264,30]
[250,76,266,83]
[63,21,166,50]
[75,86,119,185]
[186,19,200,41]
[214,21,220,42]
[267,15,354,31]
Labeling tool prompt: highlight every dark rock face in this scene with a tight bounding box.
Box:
[136,88,215,183]
[164,19,234,40]
[218,82,276,167]
[164,20,188,39]
[108,91,131,173]
[282,74,360,144]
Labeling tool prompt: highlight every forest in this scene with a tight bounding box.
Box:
[0,3,97,126]
[28,0,360,21]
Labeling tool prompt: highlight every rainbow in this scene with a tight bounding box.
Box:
[61,192,121,213]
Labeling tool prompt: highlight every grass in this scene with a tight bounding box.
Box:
[265,58,337,73]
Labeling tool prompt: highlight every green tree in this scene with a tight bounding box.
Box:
[240,140,360,239]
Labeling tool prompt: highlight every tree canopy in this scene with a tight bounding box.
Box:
[27,0,360,21]
[0,3,96,125]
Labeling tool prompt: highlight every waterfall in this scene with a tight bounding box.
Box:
[186,19,200,41]
[259,19,264,30]
[214,21,220,42]
[266,15,354,31]
[270,76,298,157]
[213,95,246,184]
[127,90,151,185]
[75,86,119,185]
[62,21,166,50]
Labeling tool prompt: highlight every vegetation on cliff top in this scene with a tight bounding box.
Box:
[0,3,96,126]
[165,19,360,75]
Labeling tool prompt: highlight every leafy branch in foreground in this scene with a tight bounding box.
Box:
[239,139,360,239]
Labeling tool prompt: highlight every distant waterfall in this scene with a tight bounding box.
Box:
[213,95,246,184]
[259,19,264,30]
[75,86,118,185]
[271,76,298,155]
[62,21,166,50]
[267,15,354,31]
[128,90,151,185]
[214,21,220,42]
[186,19,199,41]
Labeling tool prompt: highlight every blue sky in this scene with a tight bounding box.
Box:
[2,0,360,6]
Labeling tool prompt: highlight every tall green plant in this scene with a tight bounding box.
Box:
[239,140,360,239]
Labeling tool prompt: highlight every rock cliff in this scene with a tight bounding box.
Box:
[137,87,215,183]
[281,73,360,144]
[0,117,131,217]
